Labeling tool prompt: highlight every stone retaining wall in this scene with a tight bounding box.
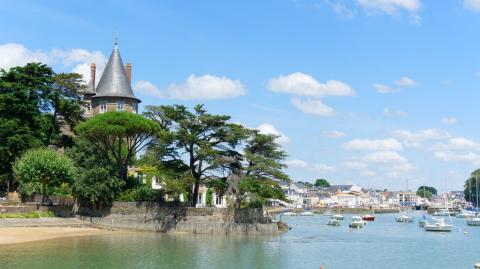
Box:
[77,202,278,235]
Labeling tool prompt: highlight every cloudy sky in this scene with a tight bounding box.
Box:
[2,0,480,191]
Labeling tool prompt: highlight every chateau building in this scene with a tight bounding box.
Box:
[84,40,141,118]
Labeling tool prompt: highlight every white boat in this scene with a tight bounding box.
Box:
[418,220,429,227]
[300,211,314,216]
[396,215,414,223]
[424,218,453,232]
[322,211,333,216]
[282,211,297,216]
[467,217,480,226]
[326,218,342,226]
[349,216,366,228]
[432,209,452,217]
[331,214,344,220]
[457,210,476,218]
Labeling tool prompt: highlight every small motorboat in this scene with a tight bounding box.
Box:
[331,214,344,220]
[326,218,342,226]
[424,218,453,232]
[457,210,476,218]
[467,217,480,226]
[432,209,452,217]
[282,211,297,216]
[300,211,314,216]
[362,214,375,221]
[322,211,333,216]
[349,216,366,229]
[395,215,414,223]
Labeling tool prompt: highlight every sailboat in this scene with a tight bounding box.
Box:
[362,207,375,221]
[467,174,480,226]
[396,180,414,223]
[418,187,429,227]
[425,193,453,232]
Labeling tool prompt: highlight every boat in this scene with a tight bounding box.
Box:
[432,209,452,217]
[467,217,480,226]
[396,215,414,223]
[362,214,375,221]
[424,218,453,232]
[326,218,342,226]
[456,210,476,218]
[331,214,344,220]
[349,216,366,228]
[322,210,333,216]
[300,211,314,216]
[418,220,429,227]
[282,211,297,216]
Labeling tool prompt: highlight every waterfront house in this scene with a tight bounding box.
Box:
[196,186,227,208]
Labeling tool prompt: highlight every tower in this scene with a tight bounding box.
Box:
[84,39,141,118]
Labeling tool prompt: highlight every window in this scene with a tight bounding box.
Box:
[100,102,107,113]
[215,195,223,205]
[198,194,202,205]
[116,102,124,111]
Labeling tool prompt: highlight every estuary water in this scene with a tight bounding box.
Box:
[1,212,479,269]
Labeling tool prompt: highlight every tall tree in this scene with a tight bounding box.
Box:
[144,104,246,206]
[0,63,53,189]
[75,112,160,182]
[314,178,330,188]
[465,169,480,204]
[13,148,77,204]
[417,185,437,196]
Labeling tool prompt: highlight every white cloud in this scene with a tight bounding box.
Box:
[383,108,407,117]
[441,117,457,124]
[465,0,480,12]
[361,170,376,176]
[325,0,356,19]
[344,161,369,170]
[356,0,421,15]
[133,80,164,98]
[393,129,450,148]
[434,151,480,164]
[433,137,480,151]
[168,74,245,100]
[322,130,346,138]
[267,72,355,97]
[394,76,416,87]
[343,138,403,151]
[314,163,336,172]
[374,83,394,94]
[285,159,308,168]
[257,123,291,145]
[291,97,335,117]
[0,43,107,85]
[363,151,407,163]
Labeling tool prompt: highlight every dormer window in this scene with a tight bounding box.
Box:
[116,102,124,111]
[100,102,107,113]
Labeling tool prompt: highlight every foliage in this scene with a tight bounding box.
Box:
[416,188,432,199]
[13,148,76,204]
[143,104,246,206]
[75,112,160,181]
[116,185,164,202]
[314,178,330,188]
[0,211,54,218]
[240,177,286,203]
[465,169,480,203]
[73,168,124,203]
[417,185,437,196]
[206,188,213,206]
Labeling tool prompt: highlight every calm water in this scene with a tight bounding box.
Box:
[1,212,479,269]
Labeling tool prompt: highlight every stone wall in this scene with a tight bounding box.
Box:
[77,202,278,235]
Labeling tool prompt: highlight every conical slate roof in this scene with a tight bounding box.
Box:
[93,44,140,102]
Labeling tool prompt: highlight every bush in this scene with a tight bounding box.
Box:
[116,186,164,202]
[74,168,124,203]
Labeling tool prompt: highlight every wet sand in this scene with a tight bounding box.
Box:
[0,227,114,245]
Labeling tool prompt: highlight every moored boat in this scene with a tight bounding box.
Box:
[300,211,314,216]
[362,214,375,221]
[456,210,475,218]
[467,217,480,226]
[331,214,344,220]
[418,220,429,227]
[396,215,414,223]
[282,211,297,216]
[326,218,342,226]
[322,211,333,216]
[349,216,366,228]
[424,218,453,232]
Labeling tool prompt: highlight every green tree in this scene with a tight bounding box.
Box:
[75,112,160,182]
[465,169,480,204]
[416,188,433,199]
[417,186,437,196]
[314,178,330,188]
[13,148,77,204]
[143,105,246,207]
[73,168,123,204]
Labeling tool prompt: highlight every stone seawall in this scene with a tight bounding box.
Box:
[77,202,279,235]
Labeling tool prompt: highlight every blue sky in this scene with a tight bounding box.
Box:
[2,0,480,191]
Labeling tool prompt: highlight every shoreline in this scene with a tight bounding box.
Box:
[0,226,116,245]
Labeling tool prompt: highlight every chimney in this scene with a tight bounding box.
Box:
[125,63,132,84]
[90,63,96,92]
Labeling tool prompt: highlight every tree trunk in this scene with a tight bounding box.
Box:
[191,178,200,207]
[41,176,47,205]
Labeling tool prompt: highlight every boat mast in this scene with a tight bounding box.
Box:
[476,173,479,215]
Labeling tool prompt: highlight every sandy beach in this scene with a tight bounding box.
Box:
[0,227,113,245]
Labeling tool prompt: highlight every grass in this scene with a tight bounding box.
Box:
[0,211,55,218]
